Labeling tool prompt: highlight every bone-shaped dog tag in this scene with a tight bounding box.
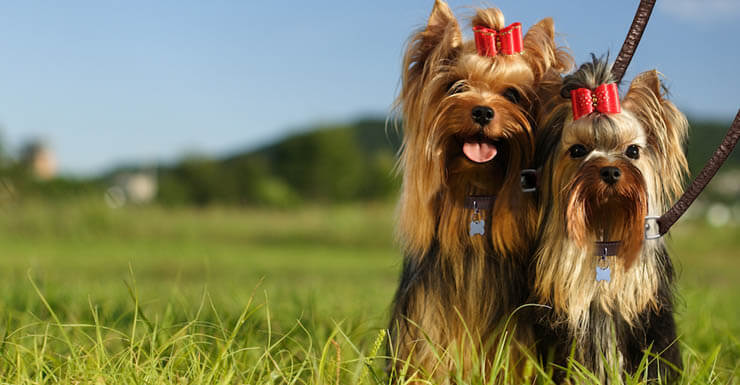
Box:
[596,266,611,282]
[469,219,485,237]
[595,253,611,282]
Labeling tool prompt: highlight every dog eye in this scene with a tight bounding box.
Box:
[448,81,467,95]
[625,144,640,159]
[503,88,521,104]
[568,144,589,159]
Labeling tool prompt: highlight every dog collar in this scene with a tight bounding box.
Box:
[594,241,620,257]
[520,168,541,192]
[464,195,496,210]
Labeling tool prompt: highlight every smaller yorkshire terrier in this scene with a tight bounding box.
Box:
[533,56,687,382]
[389,0,571,382]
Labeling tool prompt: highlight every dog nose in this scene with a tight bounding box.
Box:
[471,106,494,126]
[600,166,621,184]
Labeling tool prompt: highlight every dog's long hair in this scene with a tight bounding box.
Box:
[397,3,570,260]
[389,1,572,380]
[533,56,688,381]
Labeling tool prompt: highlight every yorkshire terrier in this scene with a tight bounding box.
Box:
[533,56,687,382]
[388,0,571,381]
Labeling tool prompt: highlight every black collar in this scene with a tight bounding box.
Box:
[594,241,621,257]
[464,195,496,210]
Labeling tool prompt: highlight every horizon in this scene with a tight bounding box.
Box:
[0,0,738,176]
[59,112,737,179]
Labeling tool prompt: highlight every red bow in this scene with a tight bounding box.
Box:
[570,83,621,120]
[473,23,523,57]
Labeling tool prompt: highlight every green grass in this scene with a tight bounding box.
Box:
[0,199,737,383]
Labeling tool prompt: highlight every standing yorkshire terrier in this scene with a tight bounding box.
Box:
[389,0,571,381]
[533,56,687,382]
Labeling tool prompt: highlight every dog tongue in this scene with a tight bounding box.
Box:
[463,141,497,163]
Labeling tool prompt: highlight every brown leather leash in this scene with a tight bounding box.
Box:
[611,0,657,83]
[645,109,740,238]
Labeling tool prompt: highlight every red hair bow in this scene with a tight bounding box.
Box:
[570,83,621,120]
[473,23,523,57]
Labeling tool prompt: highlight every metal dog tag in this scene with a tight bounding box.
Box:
[596,266,611,282]
[469,219,485,236]
[469,201,485,237]
[596,256,611,282]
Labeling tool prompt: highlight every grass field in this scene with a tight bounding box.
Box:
[0,199,737,383]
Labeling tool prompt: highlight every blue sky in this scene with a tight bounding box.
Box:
[0,1,738,175]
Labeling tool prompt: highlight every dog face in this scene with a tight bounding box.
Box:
[431,47,536,197]
[534,57,689,332]
[551,61,688,267]
[397,0,571,257]
[556,111,650,267]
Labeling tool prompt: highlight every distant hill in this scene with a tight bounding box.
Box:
[152,116,738,206]
[156,118,402,206]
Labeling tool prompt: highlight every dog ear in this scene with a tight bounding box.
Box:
[623,70,689,205]
[396,0,461,258]
[401,0,461,96]
[522,18,573,84]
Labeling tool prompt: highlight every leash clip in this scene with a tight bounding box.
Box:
[644,216,662,240]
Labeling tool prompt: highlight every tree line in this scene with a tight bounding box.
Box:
[0,117,735,206]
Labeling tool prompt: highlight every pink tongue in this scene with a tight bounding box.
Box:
[463,141,498,163]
